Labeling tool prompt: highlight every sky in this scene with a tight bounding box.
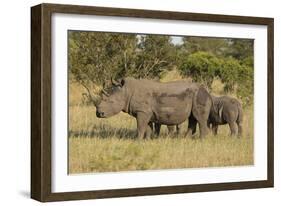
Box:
[171,36,183,45]
[136,34,184,45]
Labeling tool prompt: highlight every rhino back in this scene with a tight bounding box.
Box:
[125,78,197,125]
[213,96,241,123]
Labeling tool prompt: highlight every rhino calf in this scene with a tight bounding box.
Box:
[209,95,243,137]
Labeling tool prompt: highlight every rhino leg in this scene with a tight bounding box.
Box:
[207,121,211,129]
[237,121,242,137]
[237,104,243,137]
[176,124,183,135]
[198,121,209,138]
[154,124,181,137]
[136,112,151,139]
[186,114,197,137]
[192,105,210,138]
[192,87,212,138]
[228,121,238,136]
[212,124,218,135]
[145,122,153,139]
[154,123,161,136]
[167,125,175,135]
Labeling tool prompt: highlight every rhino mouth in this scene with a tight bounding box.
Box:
[96,111,106,118]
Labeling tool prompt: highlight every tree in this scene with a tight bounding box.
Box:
[182,37,230,57]
[179,52,254,105]
[69,31,138,92]
[219,57,242,92]
[69,32,177,87]
[179,52,222,88]
[225,39,254,61]
[236,64,254,106]
[134,35,176,79]
[69,31,254,106]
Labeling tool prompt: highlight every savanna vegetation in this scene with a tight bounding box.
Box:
[68,31,254,174]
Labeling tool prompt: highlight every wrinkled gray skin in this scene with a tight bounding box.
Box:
[208,95,243,137]
[96,77,213,139]
[155,96,243,137]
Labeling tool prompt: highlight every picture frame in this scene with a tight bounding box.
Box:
[31,3,274,202]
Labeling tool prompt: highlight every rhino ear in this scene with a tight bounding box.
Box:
[111,77,121,86]
[111,77,126,87]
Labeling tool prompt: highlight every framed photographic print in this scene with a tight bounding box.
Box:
[31,3,274,202]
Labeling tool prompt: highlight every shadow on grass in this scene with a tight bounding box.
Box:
[69,124,137,139]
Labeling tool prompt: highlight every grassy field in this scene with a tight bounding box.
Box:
[68,82,254,174]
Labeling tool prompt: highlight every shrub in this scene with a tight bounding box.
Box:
[179,52,253,105]
[179,52,222,88]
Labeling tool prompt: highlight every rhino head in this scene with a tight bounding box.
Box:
[96,78,127,118]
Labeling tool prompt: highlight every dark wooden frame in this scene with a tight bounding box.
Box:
[31,3,274,202]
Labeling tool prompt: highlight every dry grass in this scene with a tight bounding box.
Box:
[68,100,253,174]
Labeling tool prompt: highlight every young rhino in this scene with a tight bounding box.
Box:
[209,95,243,137]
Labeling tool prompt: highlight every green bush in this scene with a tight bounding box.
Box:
[179,52,222,88]
[236,65,254,106]
[219,57,242,92]
[179,52,253,105]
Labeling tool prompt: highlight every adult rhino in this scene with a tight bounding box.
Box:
[95,77,213,139]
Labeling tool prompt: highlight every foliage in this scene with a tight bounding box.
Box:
[179,52,222,88]
[179,52,253,104]
[236,65,254,106]
[182,37,230,57]
[134,35,175,78]
[69,31,254,105]
[69,31,138,90]
[69,32,175,91]
[225,39,254,60]
[219,57,242,92]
